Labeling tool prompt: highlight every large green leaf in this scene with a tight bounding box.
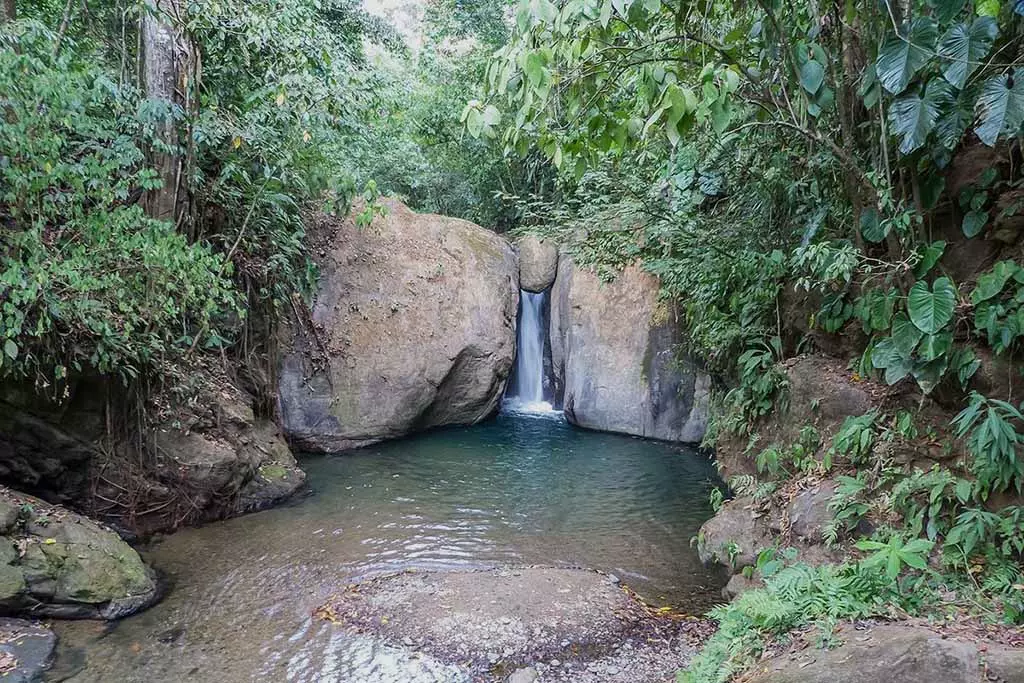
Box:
[920,331,953,361]
[859,64,881,109]
[872,337,913,384]
[872,313,921,386]
[938,18,998,89]
[976,0,1001,16]
[908,277,958,334]
[876,18,939,94]
[891,312,924,356]
[975,68,1024,145]
[889,87,939,154]
[914,240,947,278]
[972,260,1021,303]
[800,59,825,94]
[913,357,949,394]
[932,81,973,149]
[962,209,988,237]
[860,207,888,242]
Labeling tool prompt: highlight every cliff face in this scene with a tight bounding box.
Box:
[550,256,709,443]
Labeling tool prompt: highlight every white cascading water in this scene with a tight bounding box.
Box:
[505,290,554,413]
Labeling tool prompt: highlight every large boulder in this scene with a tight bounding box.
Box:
[0,487,157,619]
[280,199,519,452]
[517,236,558,292]
[696,497,774,570]
[549,257,709,442]
[140,389,306,532]
[745,625,1012,683]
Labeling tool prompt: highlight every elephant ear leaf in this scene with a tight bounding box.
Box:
[889,80,953,154]
[876,17,938,94]
[908,276,957,334]
[938,18,998,90]
[975,68,1024,146]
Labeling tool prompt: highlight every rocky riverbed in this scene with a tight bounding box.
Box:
[314,567,714,683]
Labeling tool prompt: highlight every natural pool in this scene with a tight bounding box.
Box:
[51,413,724,682]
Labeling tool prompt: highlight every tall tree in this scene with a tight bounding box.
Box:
[141,0,193,228]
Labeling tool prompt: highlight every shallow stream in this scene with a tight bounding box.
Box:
[52,413,724,682]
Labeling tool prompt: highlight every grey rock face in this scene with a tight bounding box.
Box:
[985,647,1024,682]
[746,625,983,683]
[0,382,304,535]
[279,199,519,452]
[696,497,774,570]
[549,257,709,442]
[721,573,762,600]
[517,236,558,293]
[788,480,838,543]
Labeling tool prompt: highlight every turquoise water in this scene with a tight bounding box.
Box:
[53,414,725,682]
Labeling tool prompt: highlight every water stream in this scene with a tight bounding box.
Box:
[51,415,724,682]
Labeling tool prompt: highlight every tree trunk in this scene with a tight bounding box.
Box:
[141,0,193,228]
[1,0,15,22]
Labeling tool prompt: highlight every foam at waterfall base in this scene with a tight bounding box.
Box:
[501,398,562,417]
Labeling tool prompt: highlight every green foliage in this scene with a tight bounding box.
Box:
[856,535,935,579]
[719,338,788,435]
[952,391,1024,494]
[0,24,238,387]
[680,559,903,683]
[830,411,880,464]
[971,260,1024,354]
[907,277,958,335]
[1,0,523,405]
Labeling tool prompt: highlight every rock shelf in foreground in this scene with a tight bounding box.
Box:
[315,567,712,682]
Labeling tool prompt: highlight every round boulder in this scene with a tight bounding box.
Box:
[280,199,519,452]
[517,236,558,293]
[0,487,158,619]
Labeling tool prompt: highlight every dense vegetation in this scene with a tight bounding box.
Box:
[4,0,1024,678]
[467,0,1024,678]
[0,0,522,409]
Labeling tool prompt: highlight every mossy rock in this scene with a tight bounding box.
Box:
[0,486,157,619]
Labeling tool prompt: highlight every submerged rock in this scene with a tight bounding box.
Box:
[517,236,558,293]
[0,487,157,619]
[314,567,707,681]
[0,618,57,682]
[549,257,709,442]
[280,199,518,451]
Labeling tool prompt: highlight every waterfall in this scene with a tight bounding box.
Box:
[505,289,554,413]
